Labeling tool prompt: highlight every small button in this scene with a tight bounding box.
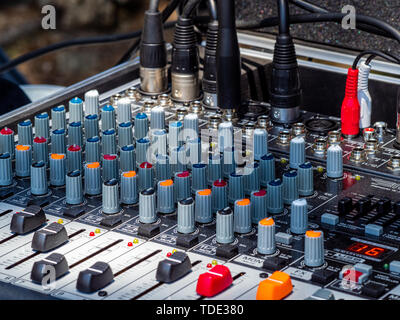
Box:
[389,261,400,273]
[365,224,383,237]
[305,288,335,300]
[354,263,372,276]
[338,197,352,215]
[256,271,293,300]
[216,244,239,259]
[361,282,385,298]
[321,213,339,226]
[275,232,293,245]
[262,257,287,271]
[311,269,337,285]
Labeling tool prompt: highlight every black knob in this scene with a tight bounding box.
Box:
[394,201,400,215]
[377,197,392,215]
[355,197,371,214]
[338,197,352,215]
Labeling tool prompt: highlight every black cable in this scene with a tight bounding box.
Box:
[0,21,177,75]
[207,0,217,21]
[277,0,290,34]
[288,0,392,39]
[352,50,400,69]
[182,0,203,18]
[242,13,400,45]
[116,0,182,66]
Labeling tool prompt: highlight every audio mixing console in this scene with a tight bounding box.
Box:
[1,0,400,303]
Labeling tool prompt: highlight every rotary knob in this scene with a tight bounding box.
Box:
[84,89,99,116]
[84,162,102,196]
[120,171,138,205]
[33,137,48,165]
[102,129,117,155]
[67,145,82,172]
[283,170,299,205]
[304,230,325,267]
[139,188,157,224]
[117,97,132,124]
[253,128,268,161]
[51,129,66,154]
[257,217,276,255]
[134,113,149,140]
[34,113,50,139]
[31,161,48,196]
[68,122,83,147]
[289,136,305,169]
[15,145,32,178]
[170,146,187,174]
[155,154,171,182]
[290,198,308,234]
[0,128,15,158]
[51,105,66,130]
[150,106,165,130]
[327,145,343,179]
[84,115,99,140]
[222,147,236,178]
[101,105,116,131]
[49,154,66,187]
[218,122,233,152]
[66,170,83,205]
[177,197,195,234]
[228,172,244,204]
[69,97,83,123]
[267,179,283,214]
[260,153,275,187]
[174,171,191,201]
[212,179,228,213]
[244,162,260,195]
[102,179,120,215]
[208,154,222,185]
[0,153,13,186]
[234,199,252,234]
[216,207,234,244]
[298,162,314,196]
[102,154,119,182]
[136,138,150,166]
[118,122,134,148]
[120,145,136,173]
[192,163,207,193]
[157,180,175,214]
[85,136,100,163]
[251,190,267,224]
[168,121,183,150]
[138,162,154,191]
[183,113,199,141]
[187,138,201,167]
[195,189,212,223]
[18,119,33,146]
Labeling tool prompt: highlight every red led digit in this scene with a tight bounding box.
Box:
[364,247,385,257]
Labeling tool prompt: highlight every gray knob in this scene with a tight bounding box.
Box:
[177,197,195,234]
[170,146,187,174]
[31,161,48,196]
[117,98,132,124]
[290,198,308,234]
[168,121,183,150]
[102,129,117,155]
[69,97,83,123]
[34,112,50,139]
[33,137,48,165]
[267,179,283,214]
[85,162,102,196]
[136,138,150,166]
[138,162,154,191]
[304,230,325,267]
[218,122,233,152]
[0,153,13,186]
[216,207,234,244]
[120,171,138,205]
[212,179,228,213]
[51,105,67,130]
[157,179,175,214]
[85,136,100,163]
[18,120,33,146]
[15,145,32,178]
[150,106,165,130]
[192,163,207,193]
[68,122,83,147]
[118,122,133,148]
[208,154,222,185]
[84,115,99,140]
[174,171,191,201]
[134,113,149,140]
[49,154,66,187]
[251,190,267,224]
[102,179,120,214]
[101,105,116,131]
[195,189,212,223]
[327,145,343,178]
[120,145,135,173]
[84,90,99,116]
[187,138,201,167]
[155,154,171,182]
[244,162,260,195]
[283,170,299,205]
[298,162,314,196]
[253,128,268,161]
[67,145,82,172]
[234,199,252,234]
[0,128,15,158]
[257,217,276,255]
[66,170,83,205]
[228,172,244,204]
[103,154,119,182]
[139,188,156,223]
[183,113,199,141]
[289,136,305,169]
[222,147,236,178]
[51,129,66,154]
[151,129,167,158]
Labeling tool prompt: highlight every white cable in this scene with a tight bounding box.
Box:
[358,61,372,129]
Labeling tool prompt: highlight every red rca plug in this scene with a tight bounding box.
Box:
[341,68,361,138]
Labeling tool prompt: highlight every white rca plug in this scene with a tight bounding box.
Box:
[357,61,372,129]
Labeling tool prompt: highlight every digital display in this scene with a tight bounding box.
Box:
[346,242,388,258]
